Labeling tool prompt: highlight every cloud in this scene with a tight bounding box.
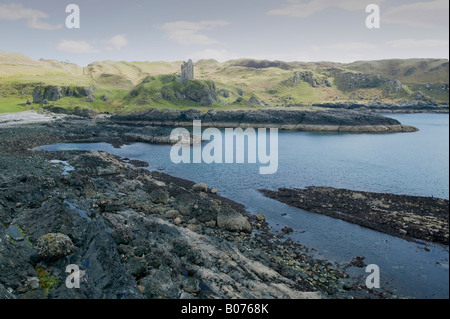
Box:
[56,40,99,54]
[0,3,62,30]
[268,0,386,18]
[160,20,230,45]
[382,0,449,28]
[386,38,449,49]
[105,34,128,51]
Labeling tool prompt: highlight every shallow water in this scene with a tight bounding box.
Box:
[35,113,449,299]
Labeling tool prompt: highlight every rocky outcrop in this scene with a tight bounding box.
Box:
[334,72,403,92]
[312,100,448,113]
[32,86,97,104]
[260,187,449,245]
[282,72,332,88]
[247,95,264,107]
[111,108,418,133]
[181,80,217,106]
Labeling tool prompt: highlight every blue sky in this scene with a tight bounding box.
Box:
[0,0,448,66]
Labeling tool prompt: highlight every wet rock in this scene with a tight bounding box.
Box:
[281,226,293,235]
[36,233,75,261]
[349,256,366,268]
[257,214,266,222]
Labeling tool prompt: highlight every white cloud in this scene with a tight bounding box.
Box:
[268,0,386,18]
[56,40,99,54]
[0,3,62,30]
[106,34,128,51]
[160,20,230,45]
[386,39,449,49]
[383,0,449,28]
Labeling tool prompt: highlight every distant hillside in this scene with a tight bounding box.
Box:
[0,51,448,114]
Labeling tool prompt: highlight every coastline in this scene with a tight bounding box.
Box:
[0,118,393,299]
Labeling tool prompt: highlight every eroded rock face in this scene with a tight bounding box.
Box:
[36,233,75,261]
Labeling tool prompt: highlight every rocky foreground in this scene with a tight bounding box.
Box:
[260,187,449,246]
[0,117,394,299]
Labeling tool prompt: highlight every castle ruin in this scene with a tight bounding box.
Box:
[178,59,194,83]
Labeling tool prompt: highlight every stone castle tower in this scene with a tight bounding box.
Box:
[179,59,194,83]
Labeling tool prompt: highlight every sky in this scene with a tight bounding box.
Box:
[0,0,449,66]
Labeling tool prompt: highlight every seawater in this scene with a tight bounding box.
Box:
[35,113,449,298]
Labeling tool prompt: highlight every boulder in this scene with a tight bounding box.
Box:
[72,106,98,118]
[32,87,45,104]
[36,233,75,261]
[248,95,264,107]
[192,183,208,192]
[86,94,96,103]
[218,89,231,98]
[217,208,251,233]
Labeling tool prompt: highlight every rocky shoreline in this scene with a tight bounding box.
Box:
[260,187,449,246]
[0,117,395,299]
[312,101,449,114]
[110,109,418,133]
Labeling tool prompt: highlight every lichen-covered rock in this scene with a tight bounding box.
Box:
[36,233,75,261]
[217,207,251,233]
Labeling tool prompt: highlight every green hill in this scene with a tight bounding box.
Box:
[0,51,448,114]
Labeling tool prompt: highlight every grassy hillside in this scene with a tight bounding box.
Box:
[0,51,448,114]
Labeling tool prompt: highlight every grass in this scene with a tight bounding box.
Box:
[0,97,31,113]
[1,51,448,115]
